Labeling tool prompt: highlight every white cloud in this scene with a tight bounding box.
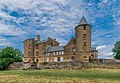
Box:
[0,0,34,9]
[0,22,25,36]
[96,45,106,50]
[0,12,13,18]
[0,38,12,46]
[106,52,114,56]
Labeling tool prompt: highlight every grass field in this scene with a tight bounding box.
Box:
[0,68,120,83]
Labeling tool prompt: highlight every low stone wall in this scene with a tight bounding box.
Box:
[8,60,120,70]
[8,62,31,70]
[37,62,120,69]
[37,62,83,69]
[82,62,120,69]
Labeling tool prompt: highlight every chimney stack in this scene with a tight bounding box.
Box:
[36,35,40,41]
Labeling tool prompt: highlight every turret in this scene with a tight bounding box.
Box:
[75,15,92,61]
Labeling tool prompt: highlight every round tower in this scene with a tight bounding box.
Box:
[75,15,91,62]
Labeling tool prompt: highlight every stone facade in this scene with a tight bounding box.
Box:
[23,16,98,63]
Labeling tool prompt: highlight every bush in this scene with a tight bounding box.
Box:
[0,58,15,70]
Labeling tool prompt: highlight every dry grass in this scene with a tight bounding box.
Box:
[0,68,120,83]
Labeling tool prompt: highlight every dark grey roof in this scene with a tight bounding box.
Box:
[79,16,88,25]
[91,47,98,51]
[45,46,64,52]
[36,40,47,44]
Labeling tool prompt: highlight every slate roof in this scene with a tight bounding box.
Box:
[91,47,98,51]
[79,15,88,25]
[45,46,64,52]
[36,40,47,44]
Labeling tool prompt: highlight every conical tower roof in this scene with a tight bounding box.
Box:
[79,15,88,25]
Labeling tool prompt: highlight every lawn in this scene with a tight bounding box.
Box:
[0,68,120,83]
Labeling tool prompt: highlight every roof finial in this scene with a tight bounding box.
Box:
[82,13,84,16]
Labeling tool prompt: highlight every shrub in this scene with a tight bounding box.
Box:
[0,58,15,70]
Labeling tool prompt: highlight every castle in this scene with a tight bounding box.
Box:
[23,16,98,63]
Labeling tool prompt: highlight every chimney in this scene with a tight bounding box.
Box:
[36,35,40,41]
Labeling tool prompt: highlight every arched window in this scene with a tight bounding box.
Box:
[71,56,75,62]
[36,59,39,62]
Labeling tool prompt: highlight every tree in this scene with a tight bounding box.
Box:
[0,58,14,70]
[112,41,120,59]
[0,47,23,70]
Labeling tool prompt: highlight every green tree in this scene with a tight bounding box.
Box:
[112,41,120,59]
[0,47,23,70]
[0,58,15,70]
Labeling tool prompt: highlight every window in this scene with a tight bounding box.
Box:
[71,56,75,62]
[46,53,50,56]
[61,51,64,55]
[83,34,87,40]
[53,52,55,55]
[84,56,87,59]
[83,44,87,50]
[53,52,58,55]
[28,44,31,49]
[36,59,39,62]
[83,25,86,30]
[36,52,39,56]
[56,52,58,55]
[54,58,57,62]
[28,52,31,56]
[84,44,86,46]
[60,57,63,62]
[59,51,64,55]
[36,44,39,49]
[72,48,76,52]
[46,58,49,62]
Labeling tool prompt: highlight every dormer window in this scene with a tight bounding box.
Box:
[53,52,58,55]
[59,51,64,55]
[46,53,50,56]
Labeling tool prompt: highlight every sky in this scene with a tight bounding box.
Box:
[0,0,120,59]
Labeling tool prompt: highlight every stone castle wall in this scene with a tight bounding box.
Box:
[8,60,120,70]
[37,61,120,69]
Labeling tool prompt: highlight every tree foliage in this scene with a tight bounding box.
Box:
[112,41,120,59]
[0,47,23,70]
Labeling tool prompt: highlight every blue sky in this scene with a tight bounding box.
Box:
[0,0,120,59]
